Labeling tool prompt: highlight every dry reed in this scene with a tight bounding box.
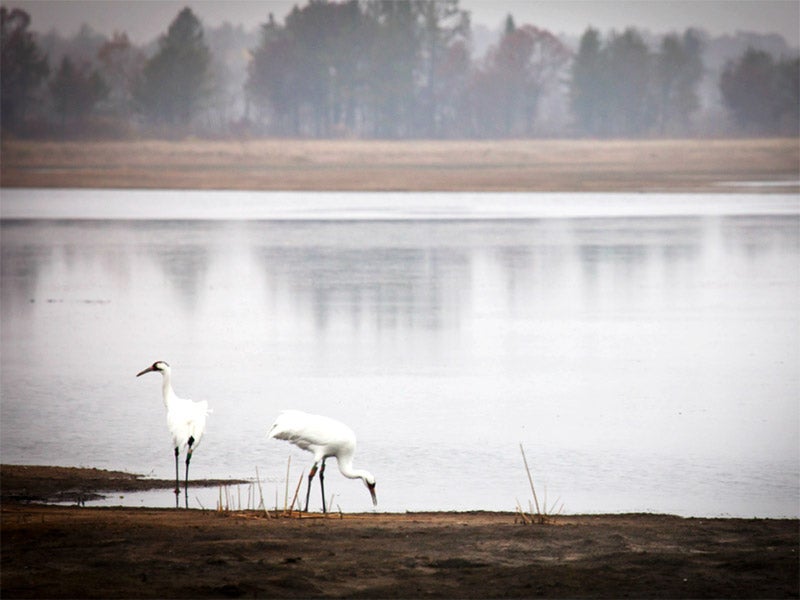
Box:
[518,443,564,525]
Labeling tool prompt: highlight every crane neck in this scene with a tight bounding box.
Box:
[336,454,373,483]
[160,371,177,407]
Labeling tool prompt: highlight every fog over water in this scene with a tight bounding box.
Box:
[1,190,798,516]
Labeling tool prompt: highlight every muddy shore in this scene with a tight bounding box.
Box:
[0,464,246,505]
[1,466,798,598]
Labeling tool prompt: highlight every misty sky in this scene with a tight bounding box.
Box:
[10,0,800,47]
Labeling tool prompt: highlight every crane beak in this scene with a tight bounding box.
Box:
[136,366,154,377]
[367,482,377,506]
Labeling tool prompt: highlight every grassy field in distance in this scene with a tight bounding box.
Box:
[1,137,798,193]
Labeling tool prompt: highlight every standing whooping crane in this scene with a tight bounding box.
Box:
[137,361,210,508]
[267,410,377,513]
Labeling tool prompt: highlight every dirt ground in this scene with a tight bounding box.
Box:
[1,466,798,599]
[1,137,798,192]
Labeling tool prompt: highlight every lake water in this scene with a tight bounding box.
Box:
[1,189,798,517]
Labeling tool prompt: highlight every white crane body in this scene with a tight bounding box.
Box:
[164,390,209,452]
[137,361,209,508]
[269,410,356,462]
[268,410,377,512]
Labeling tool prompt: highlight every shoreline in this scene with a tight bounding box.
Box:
[3,501,798,598]
[5,465,796,519]
[3,466,798,597]
[2,138,798,193]
[0,464,247,505]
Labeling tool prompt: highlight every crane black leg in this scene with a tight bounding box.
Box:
[304,463,318,512]
[185,437,194,510]
[184,452,191,510]
[319,458,327,513]
[174,447,180,508]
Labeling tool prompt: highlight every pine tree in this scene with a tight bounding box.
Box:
[136,7,211,127]
[1,7,49,129]
[570,28,604,136]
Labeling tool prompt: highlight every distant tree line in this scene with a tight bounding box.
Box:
[571,27,705,136]
[720,46,800,134]
[1,2,798,139]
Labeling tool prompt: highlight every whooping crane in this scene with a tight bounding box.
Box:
[267,410,377,513]
[137,361,210,508]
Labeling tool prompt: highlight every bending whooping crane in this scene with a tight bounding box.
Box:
[267,410,377,513]
[137,361,210,508]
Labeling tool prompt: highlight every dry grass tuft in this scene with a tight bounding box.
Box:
[517,443,563,525]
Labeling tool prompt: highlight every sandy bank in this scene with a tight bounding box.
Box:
[2,138,798,193]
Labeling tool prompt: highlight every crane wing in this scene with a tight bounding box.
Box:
[168,398,209,450]
[267,410,355,453]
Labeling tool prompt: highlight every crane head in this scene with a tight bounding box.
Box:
[136,361,170,377]
[365,477,377,506]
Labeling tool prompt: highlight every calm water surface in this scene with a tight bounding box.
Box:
[1,190,798,516]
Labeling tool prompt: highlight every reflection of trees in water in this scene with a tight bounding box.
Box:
[721,215,800,258]
[252,217,740,332]
[0,237,51,318]
[578,243,650,282]
[495,244,570,315]
[574,215,800,289]
[150,245,210,312]
[575,218,704,296]
[2,221,143,313]
[257,245,470,332]
[490,218,708,317]
[4,215,796,339]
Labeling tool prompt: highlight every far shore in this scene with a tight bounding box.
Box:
[1,137,798,193]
